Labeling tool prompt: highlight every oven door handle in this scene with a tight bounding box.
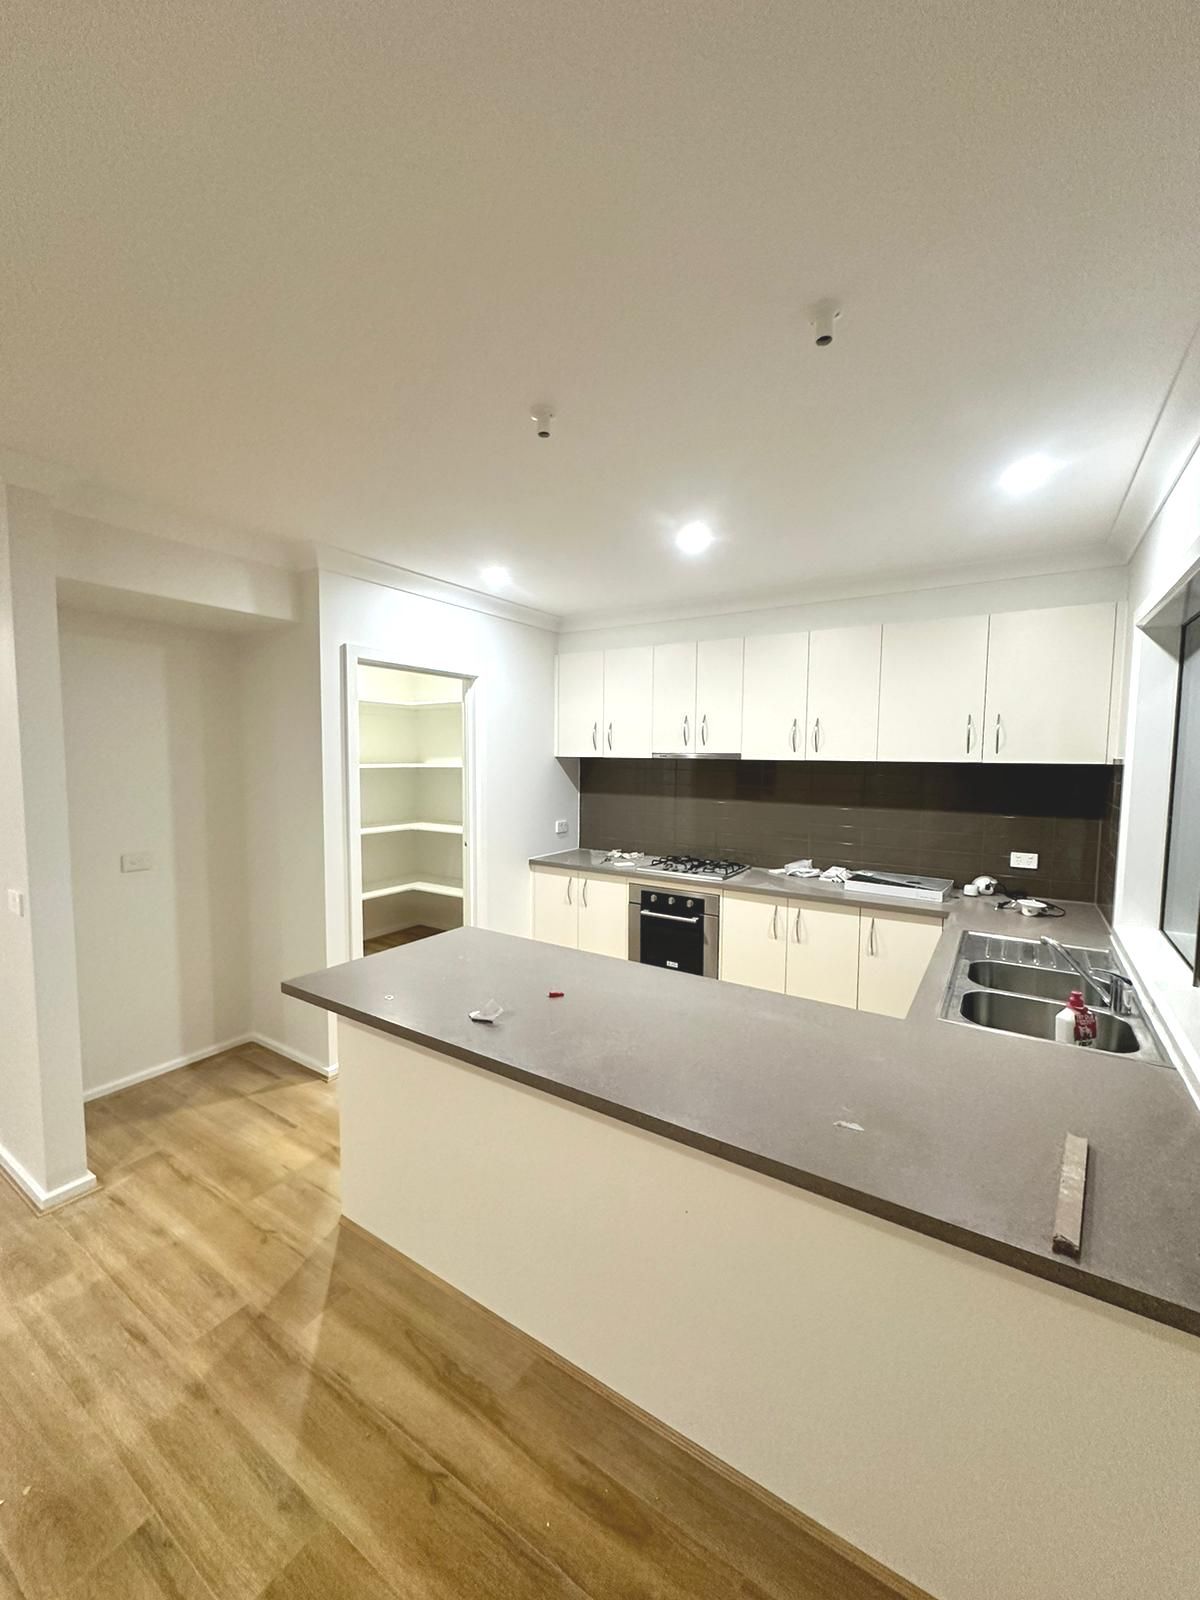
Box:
[639,909,701,924]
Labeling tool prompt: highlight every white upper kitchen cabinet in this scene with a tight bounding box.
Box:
[652,642,698,754]
[696,637,744,754]
[555,652,604,757]
[806,624,882,760]
[603,647,654,758]
[576,874,629,959]
[982,602,1117,764]
[877,615,989,762]
[740,633,809,760]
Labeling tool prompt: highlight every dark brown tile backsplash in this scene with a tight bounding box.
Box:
[1096,763,1123,924]
[579,759,1118,903]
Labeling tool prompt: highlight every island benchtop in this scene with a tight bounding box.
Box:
[284,906,1200,1338]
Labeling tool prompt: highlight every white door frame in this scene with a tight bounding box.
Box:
[342,643,478,957]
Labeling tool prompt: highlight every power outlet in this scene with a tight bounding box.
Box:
[1009,851,1039,870]
[121,851,155,873]
[7,888,25,917]
[554,819,569,836]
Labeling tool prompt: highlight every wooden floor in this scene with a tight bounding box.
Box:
[0,1044,926,1600]
[364,925,443,955]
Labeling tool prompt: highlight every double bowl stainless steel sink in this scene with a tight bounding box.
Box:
[942,932,1167,1064]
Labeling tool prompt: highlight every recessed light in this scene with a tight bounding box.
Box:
[675,520,715,556]
[480,565,511,589]
[997,453,1061,497]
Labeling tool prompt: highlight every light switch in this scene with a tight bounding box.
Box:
[555,819,569,836]
[121,852,155,873]
[7,888,25,917]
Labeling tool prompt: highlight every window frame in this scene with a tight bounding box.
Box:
[1159,588,1200,984]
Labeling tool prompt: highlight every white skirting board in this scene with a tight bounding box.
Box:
[0,1139,97,1212]
[82,1031,338,1103]
[336,1018,1200,1600]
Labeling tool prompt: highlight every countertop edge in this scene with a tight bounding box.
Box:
[281,976,1200,1340]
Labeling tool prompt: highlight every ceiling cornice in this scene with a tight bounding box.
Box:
[313,546,563,633]
[1107,322,1200,560]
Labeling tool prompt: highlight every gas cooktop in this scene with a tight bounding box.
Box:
[646,854,749,882]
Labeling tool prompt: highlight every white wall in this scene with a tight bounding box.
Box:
[559,565,1129,651]
[1114,443,1200,1092]
[59,610,251,1095]
[0,486,91,1202]
[239,572,330,1071]
[318,569,577,967]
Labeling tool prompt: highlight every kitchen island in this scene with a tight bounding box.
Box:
[284,913,1200,1600]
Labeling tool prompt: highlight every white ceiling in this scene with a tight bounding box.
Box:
[3,1,1198,619]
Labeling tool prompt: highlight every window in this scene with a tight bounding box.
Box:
[1162,588,1200,976]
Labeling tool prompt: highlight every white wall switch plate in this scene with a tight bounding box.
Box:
[7,888,25,917]
[554,819,569,836]
[1010,851,1039,870]
[121,851,155,873]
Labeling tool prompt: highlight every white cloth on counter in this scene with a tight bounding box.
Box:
[820,865,851,883]
[768,858,820,878]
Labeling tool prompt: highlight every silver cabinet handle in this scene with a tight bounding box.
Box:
[701,712,708,747]
[771,904,779,940]
[994,714,1002,754]
[566,877,573,905]
[591,720,598,751]
[965,713,973,755]
[793,907,802,943]
[607,720,613,751]
[867,916,878,956]
[640,909,700,924]
[790,717,798,753]
[582,878,589,909]
[812,717,821,753]
[683,713,690,748]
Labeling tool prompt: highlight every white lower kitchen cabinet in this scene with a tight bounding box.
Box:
[576,874,629,958]
[719,890,787,993]
[783,900,861,1009]
[856,908,943,1018]
[531,868,579,948]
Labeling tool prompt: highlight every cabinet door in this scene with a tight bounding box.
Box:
[556,652,604,757]
[696,638,744,755]
[983,603,1117,764]
[784,900,861,1009]
[651,642,697,754]
[531,869,579,948]
[741,633,809,760]
[577,876,629,959]
[806,625,882,760]
[719,891,787,993]
[857,909,942,1018]
[877,616,988,762]
[603,647,654,758]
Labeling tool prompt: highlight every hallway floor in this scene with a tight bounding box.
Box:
[0,1045,922,1599]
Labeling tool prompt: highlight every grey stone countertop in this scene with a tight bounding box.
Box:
[529,848,959,915]
[284,901,1200,1338]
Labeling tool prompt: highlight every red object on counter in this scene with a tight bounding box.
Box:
[1067,990,1097,1046]
[548,990,564,998]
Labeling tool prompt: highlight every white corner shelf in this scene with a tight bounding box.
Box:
[362,876,464,902]
[361,821,463,836]
[359,759,464,770]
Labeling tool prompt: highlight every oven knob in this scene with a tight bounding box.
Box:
[650,894,657,903]
[668,896,675,905]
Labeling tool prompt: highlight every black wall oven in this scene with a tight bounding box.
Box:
[628,884,720,977]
